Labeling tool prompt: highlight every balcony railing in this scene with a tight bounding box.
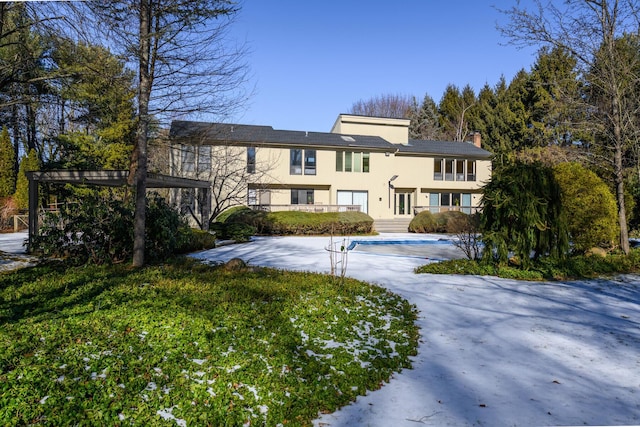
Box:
[249,204,361,213]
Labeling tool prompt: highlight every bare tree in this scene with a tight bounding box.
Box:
[498,0,640,254]
[84,1,250,266]
[349,93,413,119]
[167,134,279,226]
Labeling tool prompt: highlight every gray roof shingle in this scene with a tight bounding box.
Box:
[170,121,493,158]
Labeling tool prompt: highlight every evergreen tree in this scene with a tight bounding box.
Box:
[481,161,569,268]
[0,127,15,197]
[409,93,442,140]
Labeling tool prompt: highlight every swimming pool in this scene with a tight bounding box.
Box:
[347,238,467,261]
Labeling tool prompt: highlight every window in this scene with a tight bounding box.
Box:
[456,160,465,181]
[291,189,314,204]
[466,160,476,181]
[434,158,443,180]
[434,158,476,181]
[183,145,196,173]
[336,151,370,173]
[445,159,454,181]
[290,149,302,175]
[363,153,370,172]
[304,149,316,175]
[429,192,473,214]
[247,147,256,174]
[198,146,211,174]
[291,149,315,175]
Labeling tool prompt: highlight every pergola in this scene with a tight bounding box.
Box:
[26,170,211,248]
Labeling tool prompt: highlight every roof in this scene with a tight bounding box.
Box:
[397,139,493,159]
[170,120,493,158]
[170,121,396,151]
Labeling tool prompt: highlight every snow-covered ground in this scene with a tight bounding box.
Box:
[189,234,640,427]
[1,231,637,425]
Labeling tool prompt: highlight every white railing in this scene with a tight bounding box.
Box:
[249,204,361,213]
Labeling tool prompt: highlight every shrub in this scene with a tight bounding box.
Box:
[215,207,374,236]
[409,210,469,234]
[553,162,618,252]
[175,228,217,253]
[32,192,189,264]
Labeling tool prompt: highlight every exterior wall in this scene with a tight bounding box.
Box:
[251,145,490,219]
[330,114,410,145]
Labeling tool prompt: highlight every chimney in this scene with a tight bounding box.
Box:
[471,132,481,148]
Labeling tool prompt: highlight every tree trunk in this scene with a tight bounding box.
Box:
[132,0,151,267]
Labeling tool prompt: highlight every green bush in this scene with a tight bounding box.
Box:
[416,248,640,281]
[32,192,189,264]
[216,207,374,236]
[175,228,217,253]
[409,210,469,233]
[553,162,618,252]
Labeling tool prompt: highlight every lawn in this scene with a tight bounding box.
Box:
[0,259,418,426]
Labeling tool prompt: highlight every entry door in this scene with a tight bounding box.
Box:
[395,192,413,215]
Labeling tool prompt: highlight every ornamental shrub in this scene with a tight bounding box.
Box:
[409,210,469,233]
[32,192,189,264]
[553,162,618,253]
[217,206,374,236]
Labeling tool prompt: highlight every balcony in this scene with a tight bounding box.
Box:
[249,204,361,213]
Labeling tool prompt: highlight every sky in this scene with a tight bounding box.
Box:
[227,1,539,133]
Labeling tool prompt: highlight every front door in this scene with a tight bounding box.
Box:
[394,191,413,215]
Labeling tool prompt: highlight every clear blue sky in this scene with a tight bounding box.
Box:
[228,1,538,133]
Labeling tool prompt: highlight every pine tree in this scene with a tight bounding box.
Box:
[0,127,16,197]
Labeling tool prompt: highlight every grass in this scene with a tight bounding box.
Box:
[415,248,640,280]
[0,259,418,426]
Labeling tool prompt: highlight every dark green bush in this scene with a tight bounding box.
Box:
[416,248,640,281]
[215,207,374,236]
[409,210,469,233]
[175,228,216,253]
[32,192,189,264]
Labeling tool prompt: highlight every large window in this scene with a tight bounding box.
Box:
[429,192,472,214]
[434,158,476,182]
[291,189,314,205]
[247,147,256,173]
[336,151,370,173]
[290,149,315,175]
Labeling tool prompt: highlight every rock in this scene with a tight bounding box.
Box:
[224,257,247,271]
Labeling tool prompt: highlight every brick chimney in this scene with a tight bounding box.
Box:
[470,132,481,148]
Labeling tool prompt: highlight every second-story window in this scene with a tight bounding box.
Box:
[290,149,315,175]
[247,146,256,173]
[336,151,370,173]
[434,158,476,181]
[290,149,302,175]
[304,149,316,175]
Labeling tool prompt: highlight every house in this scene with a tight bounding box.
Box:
[168,114,492,227]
